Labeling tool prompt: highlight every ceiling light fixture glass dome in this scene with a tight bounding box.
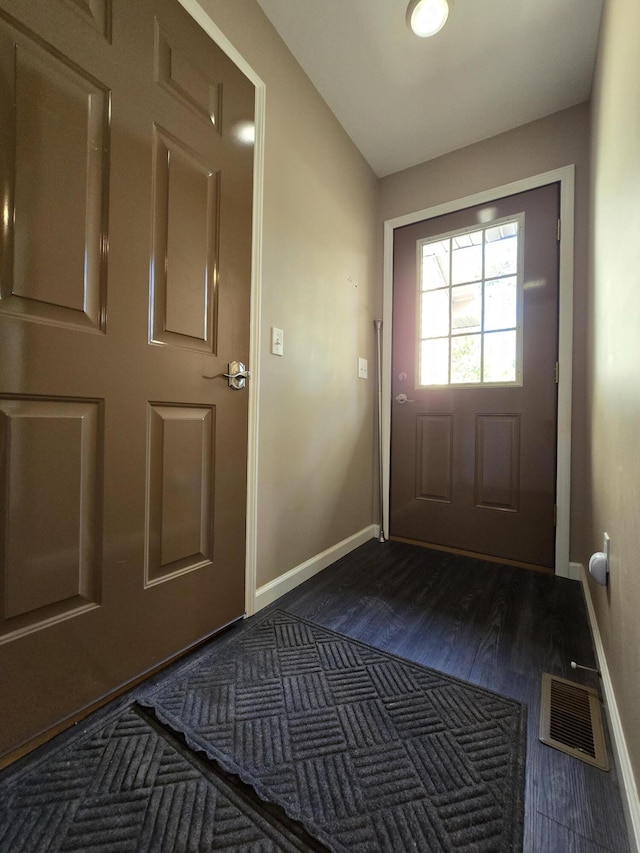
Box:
[406,0,450,38]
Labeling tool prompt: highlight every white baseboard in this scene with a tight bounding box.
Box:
[580,564,640,853]
[254,524,378,612]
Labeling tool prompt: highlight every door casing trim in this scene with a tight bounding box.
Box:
[177,1,264,613]
[382,165,575,576]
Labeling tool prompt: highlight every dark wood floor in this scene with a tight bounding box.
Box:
[258,539,630,853]
[3,539,630,852]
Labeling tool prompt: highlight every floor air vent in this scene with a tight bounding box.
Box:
[539,673,608,770]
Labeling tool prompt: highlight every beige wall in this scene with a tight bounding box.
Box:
[197,0,379,588]
[588,0,640,791]
[379,103,592,561]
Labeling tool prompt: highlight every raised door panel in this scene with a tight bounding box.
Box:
[145,404,215,584]
[474,414,520,512]
[416,414,452,503]
[149,127,219,352]
[0,397,102,640]
[0,21,109,331]
[154,21,221,128]
[64,0,112,41]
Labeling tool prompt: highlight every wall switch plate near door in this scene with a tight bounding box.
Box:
[271,327,284,356]
[358,357,368,379]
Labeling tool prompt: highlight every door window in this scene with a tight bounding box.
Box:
[417,215,523,386]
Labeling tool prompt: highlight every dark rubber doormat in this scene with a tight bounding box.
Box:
[0,705,318,852]
[141,610,527,852]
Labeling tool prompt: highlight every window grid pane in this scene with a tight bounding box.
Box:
[420,338,449,385]
[451,334,481,384]
[483,330,517,382]
[418,218,521,387]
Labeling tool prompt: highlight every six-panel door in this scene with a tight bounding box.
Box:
[0,0,254,758]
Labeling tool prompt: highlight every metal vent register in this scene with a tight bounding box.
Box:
[539,673,608,770]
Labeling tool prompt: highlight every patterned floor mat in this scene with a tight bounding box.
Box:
[141,610,527,852]
[0,705,320,852]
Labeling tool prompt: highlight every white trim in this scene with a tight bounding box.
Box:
[176,1,265,617]
[254,526,378,612]
[580,565,640,853]
[382,166,575,575]
[244,83,265,618]
[177,1,264,86]
[565,561,583,582]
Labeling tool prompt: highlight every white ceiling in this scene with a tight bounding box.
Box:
[255,0,604,177]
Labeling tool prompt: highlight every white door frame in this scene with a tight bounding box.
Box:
[382,166,575,577]
[178,1,264,612]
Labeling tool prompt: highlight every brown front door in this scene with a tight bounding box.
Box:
[390,184,559,568]
[0,0,254,759]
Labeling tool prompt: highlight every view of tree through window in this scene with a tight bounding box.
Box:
[418,216,522,386]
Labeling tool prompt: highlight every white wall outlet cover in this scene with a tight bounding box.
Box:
[358,357,368,379]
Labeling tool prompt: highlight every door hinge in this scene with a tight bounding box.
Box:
[555,361,559,384]
[556,218,561,241]
[554,504,558,527]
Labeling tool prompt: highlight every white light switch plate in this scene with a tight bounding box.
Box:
[271,327,284,356]
[358,357,368,379]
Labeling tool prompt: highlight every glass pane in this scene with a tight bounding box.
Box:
[485,277,517,331]
[453,230,483,249]
[451,237,482,284]
[451,283,481,334]
[486,221,517,239]
[421,240,449,290]
[485,224,518,278]
[420,338,449,385]
[421,289,449,338]
[451,334,481,384]
[483,330,517,382]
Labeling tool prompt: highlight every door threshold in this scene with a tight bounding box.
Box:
[389,536,554,574]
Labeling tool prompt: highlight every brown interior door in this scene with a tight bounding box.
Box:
[390,184,559,568]
[0,0,254,759]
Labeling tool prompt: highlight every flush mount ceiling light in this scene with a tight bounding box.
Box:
[406,0,450,37]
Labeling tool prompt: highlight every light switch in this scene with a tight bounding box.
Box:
[358,357,368,379]
[271,327,284,356]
